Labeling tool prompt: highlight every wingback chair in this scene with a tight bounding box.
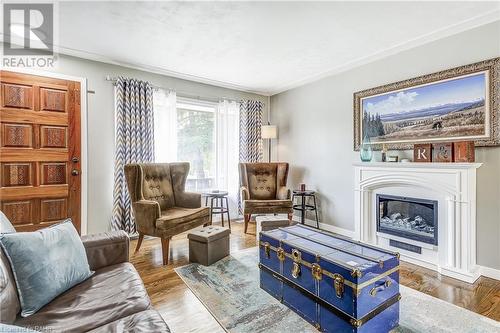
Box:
[239,162,293,233]
[125,163,210,265]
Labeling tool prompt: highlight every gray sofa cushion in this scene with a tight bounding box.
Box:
[15,262,151,332]
[87,310,170,333]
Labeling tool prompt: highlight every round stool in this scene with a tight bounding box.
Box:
[292,190,319,228]
[203,191,231,230]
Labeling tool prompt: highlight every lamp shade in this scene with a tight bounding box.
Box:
[261,125,277,139]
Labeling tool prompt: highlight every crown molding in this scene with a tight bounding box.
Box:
[54,46,272,96]
[268,9,500,95]
[1,8,498,97]
[0,35,271,96]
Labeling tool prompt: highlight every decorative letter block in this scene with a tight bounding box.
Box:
[453,141,475,162]
[432,142,453,162]
[413,144,432,162]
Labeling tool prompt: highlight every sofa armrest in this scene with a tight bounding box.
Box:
[81,231,129,271]
[277,186,291,200]
[240,186,250,201]
[175,191,201,208]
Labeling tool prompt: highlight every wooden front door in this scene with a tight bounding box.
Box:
[0,71,81,232]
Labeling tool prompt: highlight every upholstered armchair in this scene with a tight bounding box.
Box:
[125,163,210,265]
[239,162,293,233]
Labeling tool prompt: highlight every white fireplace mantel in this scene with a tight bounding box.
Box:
[353,162,482,283]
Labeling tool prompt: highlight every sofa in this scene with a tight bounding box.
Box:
[0,215,170,333]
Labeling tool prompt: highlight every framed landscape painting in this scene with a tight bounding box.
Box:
[353,58,499,150]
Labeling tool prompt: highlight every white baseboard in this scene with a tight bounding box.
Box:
[480,265,500,280]
[293,217,500,282]
[298,218,355,239]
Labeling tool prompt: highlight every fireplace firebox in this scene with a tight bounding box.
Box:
[376,194,438,245]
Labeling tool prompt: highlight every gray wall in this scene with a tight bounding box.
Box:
[271,22,500,270]
[41,55,268,234]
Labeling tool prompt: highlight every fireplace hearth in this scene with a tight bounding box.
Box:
[376,194,438,245]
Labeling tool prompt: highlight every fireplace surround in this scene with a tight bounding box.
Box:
[354,162,482,283]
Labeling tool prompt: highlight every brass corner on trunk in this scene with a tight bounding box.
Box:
[350,319,362,328]
[351,268,362,278]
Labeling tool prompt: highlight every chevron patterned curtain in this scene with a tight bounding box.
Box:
[239,100,263,163]
[111,77,155,233]
[238,100,264,213]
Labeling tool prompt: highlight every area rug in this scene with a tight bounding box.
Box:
[175,247,500,333]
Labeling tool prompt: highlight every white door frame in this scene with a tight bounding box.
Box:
[1,67,89,235]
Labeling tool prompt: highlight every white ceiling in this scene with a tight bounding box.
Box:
[21,2,500,95]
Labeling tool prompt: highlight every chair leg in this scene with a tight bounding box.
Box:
[135,233,144,253]
[210,197,215,225]
[221,198,225,227]
[225,197,231,230]
[244,214,251,234]
[160,237,171,265]
[288,213,293,222]
[312,195,320,229]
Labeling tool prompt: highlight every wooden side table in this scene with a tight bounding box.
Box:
[203,191,231,230]
[292,190,319,228]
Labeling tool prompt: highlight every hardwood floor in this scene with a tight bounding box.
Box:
[130,220,500,332]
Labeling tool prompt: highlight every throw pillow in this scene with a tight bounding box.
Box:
[0,220,93,317]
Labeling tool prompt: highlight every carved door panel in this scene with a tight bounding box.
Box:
[0,71,81,232]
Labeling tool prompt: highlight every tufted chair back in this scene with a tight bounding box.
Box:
[125,163,191,211]
[239,163,289,200]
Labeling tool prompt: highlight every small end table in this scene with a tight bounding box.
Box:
[203,191,231,230]
[292,190,319,228]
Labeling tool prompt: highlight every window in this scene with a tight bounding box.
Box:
[153,91,240,214]
[176,98,217,191]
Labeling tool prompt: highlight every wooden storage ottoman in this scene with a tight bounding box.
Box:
[188,226,230,266]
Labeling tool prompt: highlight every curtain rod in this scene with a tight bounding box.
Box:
[105,75,247,104]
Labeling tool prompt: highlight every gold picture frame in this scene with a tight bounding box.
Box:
[353,58,500,150]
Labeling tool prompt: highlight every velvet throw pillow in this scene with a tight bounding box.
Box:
[0,220,93,317]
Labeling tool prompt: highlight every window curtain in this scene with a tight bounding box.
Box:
[238,100,264,213]
[111,77,155,233]
[217,100,240,217]
[239,100,264,163]
[153,89,177,162]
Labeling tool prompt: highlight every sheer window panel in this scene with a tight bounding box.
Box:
[153,89,177,163]
[177,98,217,192]
[217,100,240,217]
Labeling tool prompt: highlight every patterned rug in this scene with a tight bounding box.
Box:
[175,247,500,333]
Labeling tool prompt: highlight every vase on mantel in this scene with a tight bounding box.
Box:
[360,134,373,162]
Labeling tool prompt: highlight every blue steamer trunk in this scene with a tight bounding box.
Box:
[259,225,400,333]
